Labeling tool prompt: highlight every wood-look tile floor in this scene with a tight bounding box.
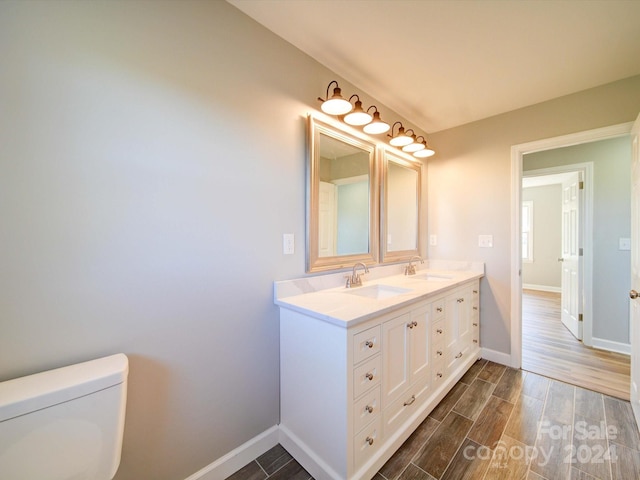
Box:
[521,290,631,400]
[226,361,640,480]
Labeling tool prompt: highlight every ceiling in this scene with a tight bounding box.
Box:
[227,0,640,134]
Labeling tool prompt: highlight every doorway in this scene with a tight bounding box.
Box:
[510,123,634,396]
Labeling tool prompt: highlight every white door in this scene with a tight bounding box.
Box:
[630,112,640,427]
[560,172,583,340]
[318,181,337,257]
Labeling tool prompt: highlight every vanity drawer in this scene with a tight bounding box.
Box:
[432,358,447,386]
[431,319,445,344]
[383,379,430,439]
[353,386,381,434]
[354,416,382,470]
[354,355,381,399]
[432,298,446,320]
[353,325,381,365]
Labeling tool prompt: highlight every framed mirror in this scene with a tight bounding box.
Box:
[307,116,379,272]
[380,149,422,263]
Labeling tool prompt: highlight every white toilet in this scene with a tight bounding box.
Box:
[0,353,129,480]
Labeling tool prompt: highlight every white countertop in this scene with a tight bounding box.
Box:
[274,261,484,327]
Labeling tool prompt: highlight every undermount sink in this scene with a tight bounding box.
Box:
[346,284,412,300]
[411,273,453,282]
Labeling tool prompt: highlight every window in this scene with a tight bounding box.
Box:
[522,200,533,262]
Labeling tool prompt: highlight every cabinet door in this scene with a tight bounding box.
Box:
[445,286,473,371]
[382,313,411,408]
[409,304,430,383]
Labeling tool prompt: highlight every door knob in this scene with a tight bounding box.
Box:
[630,290,639,299]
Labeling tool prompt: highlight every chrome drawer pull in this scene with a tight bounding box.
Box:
[437,372,443,378]
[436,307,443,313]
[436,350,443,356]
[407,321,418,329]
[365,372,374,381]
[473,339,478,344]
[436,328,443,334]
[457,298,464,303]
[366,436,374,446]
[473,290,478,294]
[472,323,478,327]
[455,352,463,359]
[365,405,373,414]
[473,306,478,311]
[403,395,416,406]
[365,340,374,349]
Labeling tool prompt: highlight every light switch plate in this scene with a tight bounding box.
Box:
[429,234,437,246]
[478,235,493,248]
[283,234,294,254]
[620,237,631,251]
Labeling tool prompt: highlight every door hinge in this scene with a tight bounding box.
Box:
[579,248,583,256]
[579,313,583,322]
[579,181,584,190]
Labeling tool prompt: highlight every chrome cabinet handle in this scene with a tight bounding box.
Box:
[473,323,478,327]
[436,328,443,334]
[366,436,374,446]
[437,372,443,378]
[365,340,374,348]
[455,352,463,359]
[457,298,464,303]
[473,306,478,311]
[365,372,373,381]
[436,350,443,356]
[631,290,639,299]
[365,405,373,413]
[473,339,478,343]
[407,321,418,329]
[436,307,443,313]
[473,290,478,294]
[403,395,416,406]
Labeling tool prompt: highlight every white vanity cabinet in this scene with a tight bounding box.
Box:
[277,277,481,480]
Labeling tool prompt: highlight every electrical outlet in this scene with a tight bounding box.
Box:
[283,234,294,254]
[620,237,631,251]
[429,234,437,246]
[478,235,493,248]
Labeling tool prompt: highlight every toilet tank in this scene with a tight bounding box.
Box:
[0,353,128,480]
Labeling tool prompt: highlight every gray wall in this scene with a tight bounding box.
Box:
[428,76,640,356]
[522,184,562,289]
[0,2,425,479]
[524,137,632,344]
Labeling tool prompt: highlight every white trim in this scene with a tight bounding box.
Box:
[522,284,561,293]
[511,122,633,369]
[183,426,279,480]
[481,347,512,367]
[591,337,631,356]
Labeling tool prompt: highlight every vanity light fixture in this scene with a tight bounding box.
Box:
[318,80,353,115]
[315,85,435,155]
[389,123,414,147]
[413,139,436,158]
[343,95,373,126]
[362,106,390,134]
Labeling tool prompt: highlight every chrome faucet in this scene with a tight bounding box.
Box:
[345,262,369,288]
[404,255,424,275]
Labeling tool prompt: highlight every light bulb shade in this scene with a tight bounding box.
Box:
[321,87,353,115]
[363,111,390,134]
[414,147,435,158]
[344,100,372,126]
[389,127,413,147]
[403,141,425,153]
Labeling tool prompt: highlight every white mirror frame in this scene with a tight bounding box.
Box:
[306,115,380,273]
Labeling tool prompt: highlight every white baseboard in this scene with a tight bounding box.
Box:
[184,425,279,480]
[591,337,631,355]
[522,284,561,293]
[481,347,512,367]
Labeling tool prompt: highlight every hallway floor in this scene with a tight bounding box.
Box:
[227,360,640,480]
[521,290,631,400]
